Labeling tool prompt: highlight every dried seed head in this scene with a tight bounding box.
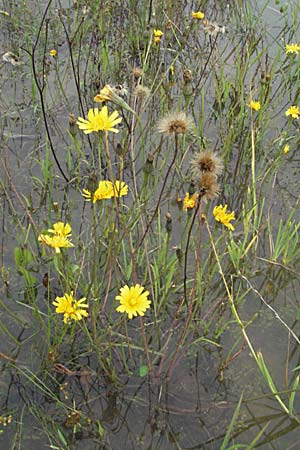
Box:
[135,85,150,101]
[191,150,223,178]
[132,67,144,79]
[198,172,219,199]
[157,111,194,135]
[183,69,192,83]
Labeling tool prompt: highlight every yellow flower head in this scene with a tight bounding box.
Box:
[49,49,57,57]
[53,292,88,323]
[192,11,205,19]
[116,284,151,319]
[153,29,163,44]
[38,234,74,253]
[285,44,300,54]
[76,106,122,134]
[285,105,300,119]
[82,180,128,203]
[112,180,128,197]
[48,222,72,238]
[94,84,115,103]
[183,193,198,211]
[283,144,290,154]
[247,100,261,111]
[213,204,235,231]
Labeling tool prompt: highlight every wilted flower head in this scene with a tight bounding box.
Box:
[203,20,225,37]
[191,150,223,178]
[157,111,194,135]
[94,84,115,103]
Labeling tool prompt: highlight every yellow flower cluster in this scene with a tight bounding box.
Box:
[183,193,198,211]
[153,29,163,44]
[38,222,74,253]
[53,292,88,323]
[82,180,128,203]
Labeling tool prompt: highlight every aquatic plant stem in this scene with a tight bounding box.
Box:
[139,317,152,373]
[135,134,179,252]
[166,198,202,377]
[205,217,295,419]
[21,0,69,182]
[250,103,258,226]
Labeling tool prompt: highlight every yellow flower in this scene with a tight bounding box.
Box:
[49,49,57,57]
[116,284,151,319]
[285,105,300,119]
[183,193,198,211]
[82,180,128,203]
[153,29,163,44]
[48,222,72,238]
[112,180,128,197]
[38,234,74,253]
[213,204,235,231]
[94,84,115,103]
[76,106,122,134]
[192,11,205,19]
[247,100,261,111]
[53,292,88,323]
[283,144,290,154]
[285,44,300,54]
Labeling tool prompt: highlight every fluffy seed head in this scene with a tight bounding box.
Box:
[135,85,150,101]
[198,173,219,199]
[157,111,194,135]
[191,150,223,178]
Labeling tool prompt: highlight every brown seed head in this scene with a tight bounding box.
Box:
[191,150,223,178]
[135,85,150,101]
[157,111,194,135]
[132,67,144,79]
[198,172,219,199]
[183,69,192,83]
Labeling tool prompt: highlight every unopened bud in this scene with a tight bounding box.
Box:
[165,212,172,233]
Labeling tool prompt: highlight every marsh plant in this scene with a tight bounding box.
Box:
[1,0,300,448]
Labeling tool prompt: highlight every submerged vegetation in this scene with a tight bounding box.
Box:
[1,0,300,448]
